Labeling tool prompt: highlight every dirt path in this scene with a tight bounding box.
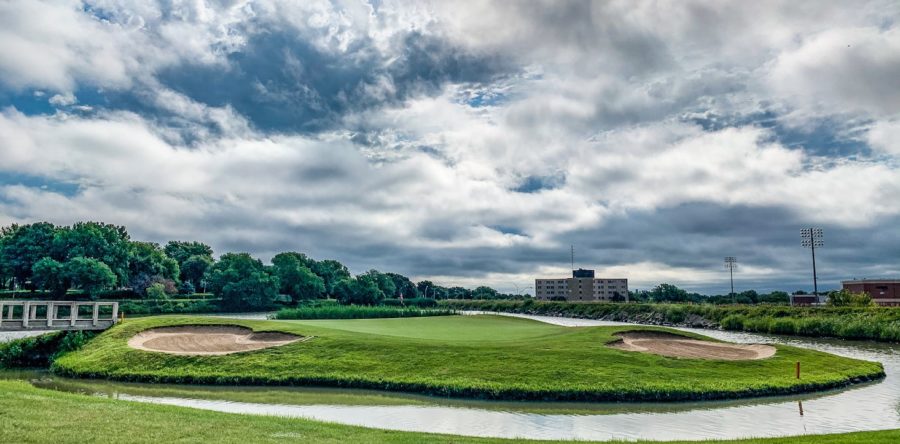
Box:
[127,326,304,356]
[609,331,776,360]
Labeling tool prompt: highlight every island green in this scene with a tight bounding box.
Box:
[52,314,883,402]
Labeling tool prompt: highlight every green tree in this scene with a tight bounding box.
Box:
[128,241,179,295]
[760,291,790,304]
[272,252,325,303]
[31,257,68,297]
[205,253,278,311]
[53,222,131,286]
[447,286,471,299]
[181,255,214,291]
[163,241,214,265]
[364,270,396,298]
[0,222,59,289]
[431,286,450,300]
[648,283,690,302]
[178,281,195,295]
[0,228,8,289]
[828,289,875,307]
[63,257,116,298]
[310,259,351,296]
[416,280,435,298]
[385,272,419,298]
[472,286,499,300]
[333,276,384,305]
[164,241,214,287]
[738,290,759,304]
[146,282,169,300]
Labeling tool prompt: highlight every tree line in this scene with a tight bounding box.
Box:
[629,283,874,306]
[628,284,793,305]
[0,221,519,310]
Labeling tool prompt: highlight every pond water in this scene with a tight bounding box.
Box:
[2,312,899,441]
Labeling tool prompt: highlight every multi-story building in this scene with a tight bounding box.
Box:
[535,269,628,302]
[842,279,900,307]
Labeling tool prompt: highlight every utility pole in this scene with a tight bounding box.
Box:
[570,245,575,272]
[724,257,737,303]
[801,228,824,296]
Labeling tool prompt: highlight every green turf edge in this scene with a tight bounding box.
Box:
[49,316,886,403]
[1,380,898,444]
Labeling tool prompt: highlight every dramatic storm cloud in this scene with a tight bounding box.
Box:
[2,0,899,293]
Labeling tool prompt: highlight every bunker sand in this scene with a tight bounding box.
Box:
[128,326,304,356]
[609,331,776,360]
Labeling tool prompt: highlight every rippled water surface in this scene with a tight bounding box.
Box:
[3,312,898,441]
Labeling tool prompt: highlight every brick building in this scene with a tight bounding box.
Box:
[535,269,628,302]
[842,279,900,307]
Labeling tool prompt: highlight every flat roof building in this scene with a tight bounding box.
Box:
[535,269,628,302]
[842,279,900,307]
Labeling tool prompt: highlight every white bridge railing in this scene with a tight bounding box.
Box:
[0,301,119,331]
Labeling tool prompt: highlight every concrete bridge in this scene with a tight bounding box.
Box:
[0,301,119,331]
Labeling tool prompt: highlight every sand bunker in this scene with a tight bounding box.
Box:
[609,331,776,360]
[128,326,304,356]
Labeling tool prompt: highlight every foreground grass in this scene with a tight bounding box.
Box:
[442,300,900,342]
[1,380,899,444]
[52,315,884,402]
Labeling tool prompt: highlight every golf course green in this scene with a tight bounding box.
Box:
[52,314,884,401]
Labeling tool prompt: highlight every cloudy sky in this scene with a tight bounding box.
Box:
[1,1,899,294]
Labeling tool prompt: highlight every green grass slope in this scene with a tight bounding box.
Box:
[1,380,898,444]
[52,315,884,402]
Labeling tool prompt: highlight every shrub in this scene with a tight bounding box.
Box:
[663,306,686,324]
[838,320,877,339]
[118,299,219,315]
[404,298,438,308]
[146,283,168,300]
[178,281,196,295]
[96,289,142,300]
[769,318,797,335]
[0,331,96,368]
[720,314,745,330]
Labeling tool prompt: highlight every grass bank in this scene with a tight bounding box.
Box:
[2,379,898,444]
[52,315,883,402]
[272,305,455,320]
[441,300,900,342]
[0,331,95,368]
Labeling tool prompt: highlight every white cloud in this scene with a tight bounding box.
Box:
[867,120,900,156]
[768,26,900,119]
[48,92,77,107]
[2,1,900,291]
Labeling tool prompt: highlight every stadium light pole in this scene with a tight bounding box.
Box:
[724,257,737,303]
[801,228,824,296]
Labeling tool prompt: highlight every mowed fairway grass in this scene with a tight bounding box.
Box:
[52,314,885,402]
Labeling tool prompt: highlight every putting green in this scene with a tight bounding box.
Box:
[52,314,884,402]
[273,315,570,341]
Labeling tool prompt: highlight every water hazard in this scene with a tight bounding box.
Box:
[3,313,899,441]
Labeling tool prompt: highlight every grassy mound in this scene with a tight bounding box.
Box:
[52,315,884,402]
